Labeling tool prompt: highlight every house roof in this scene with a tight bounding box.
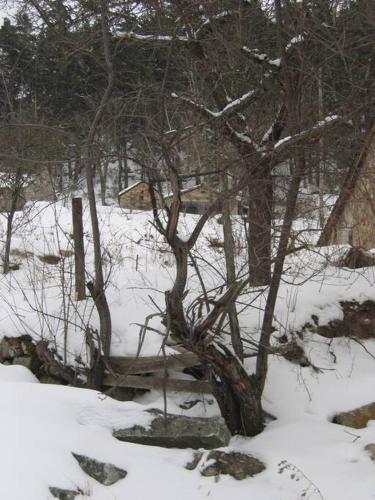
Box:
[118,181,145,197]
[119,181,216,200]
[164,184,203,199]
[318,125,375,246]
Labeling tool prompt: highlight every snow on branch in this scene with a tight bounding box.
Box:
[197,9,233,31]
[243,46,281,68]
[120,31,189,43]
[171,89,255,119]
[270,115,342,158]
[224,121,263,152]
[261,104,287,144]
[285,33,305,52]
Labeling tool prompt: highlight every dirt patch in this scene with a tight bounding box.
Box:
[38,254,61,265]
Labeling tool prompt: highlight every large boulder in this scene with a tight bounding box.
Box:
[72,453,127,486]
[113,409,231,449]
[333,402,375,428]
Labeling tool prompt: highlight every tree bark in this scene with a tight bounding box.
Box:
[221,171,243,360]
[3,169,23,275]
[247,168,273,286]
[83,0,114,368]
[165,239,264,436]
[99,158,109,206]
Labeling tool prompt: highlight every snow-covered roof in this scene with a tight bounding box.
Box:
[164,184,203,199]
[118,181,145,197]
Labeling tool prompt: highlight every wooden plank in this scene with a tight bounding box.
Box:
[103,374,212,394]
[72,197,86,301]
[108,352,200,374]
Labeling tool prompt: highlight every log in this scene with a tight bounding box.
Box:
[108,352,200,374]
[103,374,212,394]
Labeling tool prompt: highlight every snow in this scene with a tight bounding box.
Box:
[122,31,189,43]
[274,135,291,149]
[118,181,144,196]
[0,202,374,362]
[171,90,255,120]
[1,201,375,498]
[273,116,340,151]
[285,34,305,52]
[0,326,375,499]
[0,172,32,188]
[242,46,281,67]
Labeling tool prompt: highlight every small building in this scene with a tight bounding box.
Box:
[166,185,238,215]
[0,167,57,212]
[118,182,239,214]
[319,126,375,249]
[166,185,214,214]
[118,181,162,210]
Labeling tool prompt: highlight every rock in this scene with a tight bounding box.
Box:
[13,356,35,371]
[8,337,24,357]
[185,452,204,470]
[279,338,310,367]
[200,451,265,480]
[72,453,127,486]
[39,375,62,385]
[113,410,231,449]
[105,386,136,402]
[364,444,375,461]
[0,338,11,361]
[0,335,42,375]
[49,487,80,500]
[333,402,375,428]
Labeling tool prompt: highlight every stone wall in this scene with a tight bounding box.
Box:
[331,138,375,249]
[119,182,162,210]
[0,166,57,212]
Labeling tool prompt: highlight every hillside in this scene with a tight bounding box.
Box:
[0,202,375,499]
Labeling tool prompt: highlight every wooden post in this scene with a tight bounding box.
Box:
[72,197,86,300]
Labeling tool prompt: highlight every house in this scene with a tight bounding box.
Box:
[118,181,239,215]
[165,185,213,214]
[118,181,163,210]
[319,126,375,249]
[165,184,238,215]
[0,167,57,212]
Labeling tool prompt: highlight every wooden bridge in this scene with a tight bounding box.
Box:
[103,352,212,393]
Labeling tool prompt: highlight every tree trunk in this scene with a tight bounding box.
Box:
[221,171,243,360]
[85,152,112,358]
[317,67,325,228]
[207,346,264,436]
[99,158,109,206]
[256,157,304,393]
[3,169,23,275]
[3,211,15,275]
[247,168,273,286]
[166,243,263,436]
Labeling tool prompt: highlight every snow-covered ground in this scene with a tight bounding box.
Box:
[1,334,374,500]
[0,201,375,499]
